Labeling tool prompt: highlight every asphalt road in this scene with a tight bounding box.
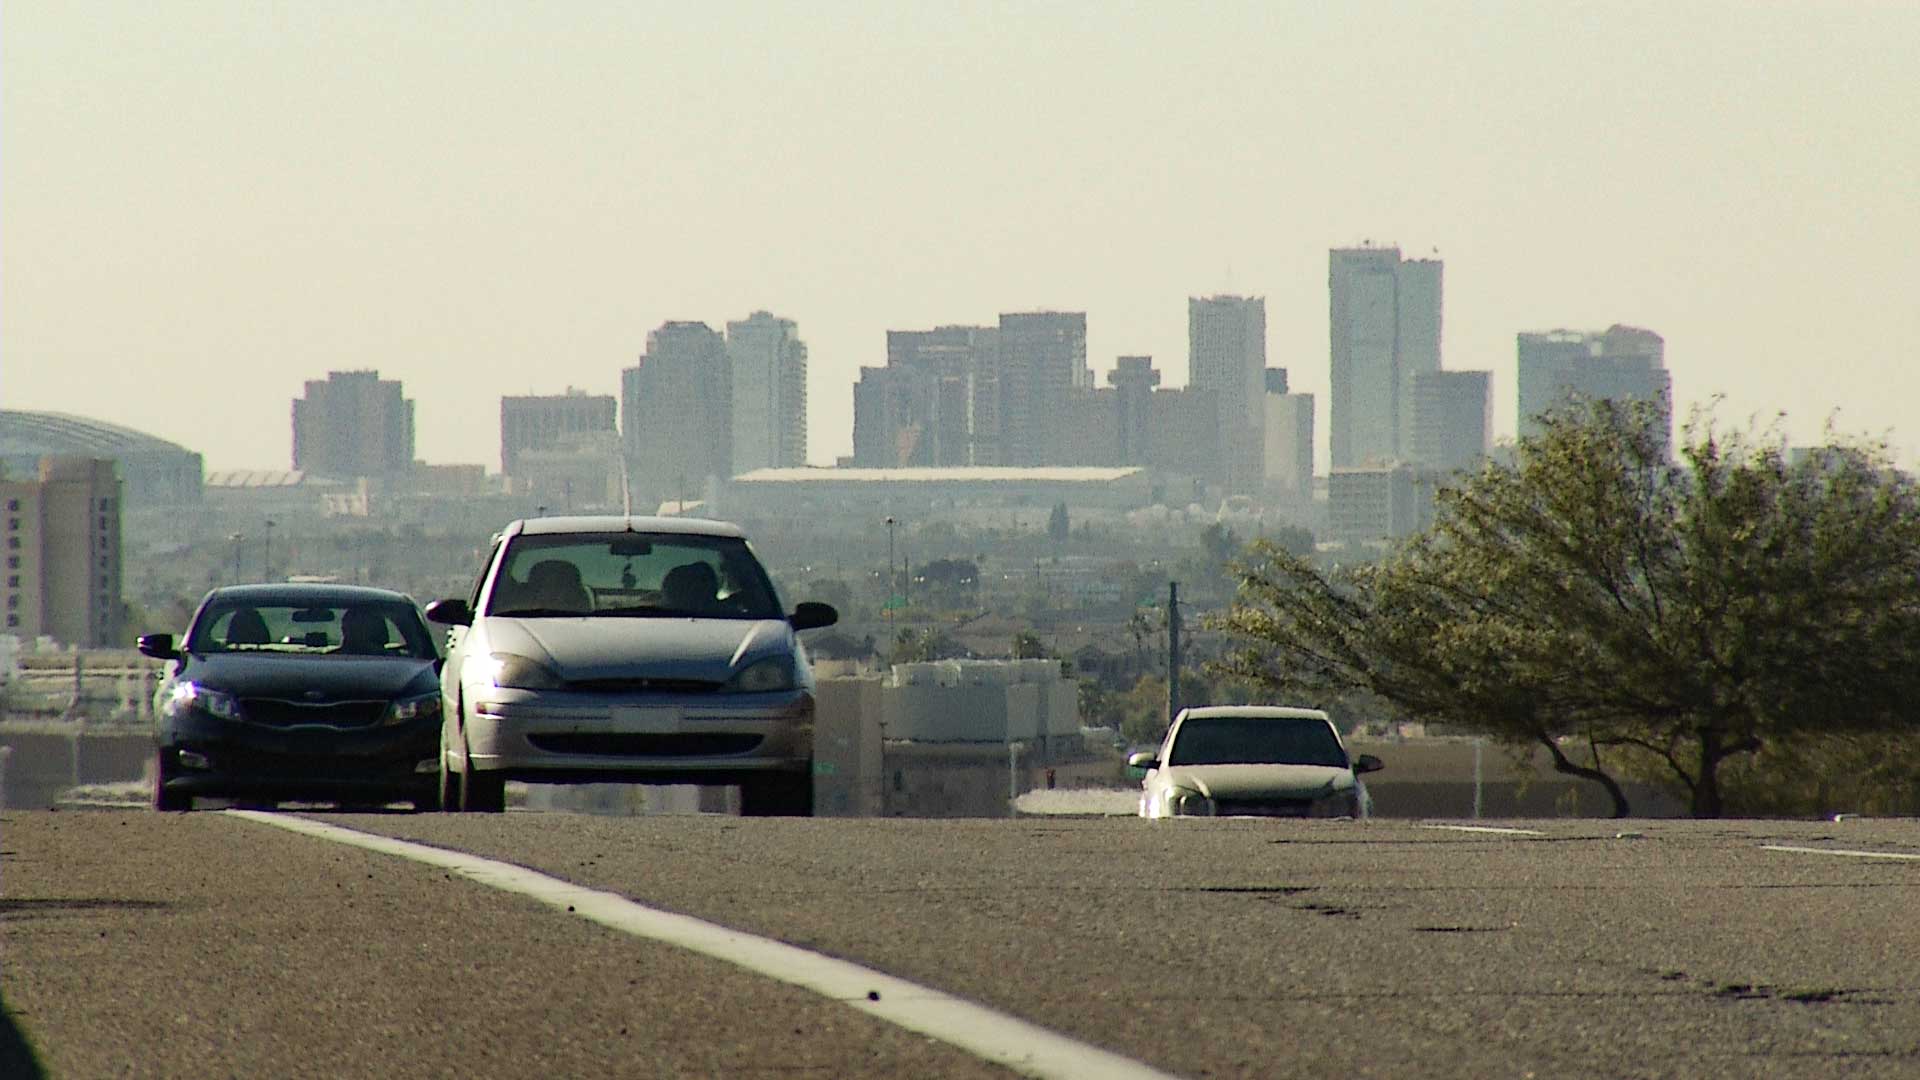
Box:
[6,810,1920,1078]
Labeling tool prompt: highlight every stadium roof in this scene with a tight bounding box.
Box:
[0,410,198,458]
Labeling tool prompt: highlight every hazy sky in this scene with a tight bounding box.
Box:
[6,2,1917,474]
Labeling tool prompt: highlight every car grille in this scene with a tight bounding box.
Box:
[563,677,722,694]
[526,733,764,757]
[241,699,389,729]
[1212,797,1316,818]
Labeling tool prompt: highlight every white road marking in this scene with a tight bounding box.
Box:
[1417,824,1546,836]
[228,811,1177,1080]
[1761,844,1920,862]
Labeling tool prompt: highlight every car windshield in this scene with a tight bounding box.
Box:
[486,532,783,620]
[186,598,437,659]
[1166,716,1349,768]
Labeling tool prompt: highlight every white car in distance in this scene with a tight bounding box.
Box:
[1130,705,1383,819]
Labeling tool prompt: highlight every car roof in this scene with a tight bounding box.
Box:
[505,515,747,539]
[1176,705,1331,722]
[203,583,418,606]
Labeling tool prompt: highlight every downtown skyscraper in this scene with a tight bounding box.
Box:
[1189,295,1267,492]
[622,321,731,507]
[726,311,808,471]
[1328,247,1443,468]
[995,312,1088,466]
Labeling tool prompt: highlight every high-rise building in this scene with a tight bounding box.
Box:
[1,457,122,646]
[851,364,955,468]
[1516,326,1670,441]
[727,312,808,471]
[1189,295,1267,491]
[1329,247,1443,468]
[1262,368,1315,502]
[291,370,415,478]
[622,322,731,506]
[996,312,1088,466]
[856,325,991,467]
[1109,356,1161,466]
[500,389,617,478]
[1407,370,1492,473]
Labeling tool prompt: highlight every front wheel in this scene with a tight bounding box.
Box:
[438,749,465,812]
[152,750,191,813]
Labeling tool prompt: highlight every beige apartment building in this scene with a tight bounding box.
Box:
[2,457,123,647]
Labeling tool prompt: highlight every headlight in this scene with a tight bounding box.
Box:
[724,656,796,693]
[484,653,563,691]
[1309,788,1360,818]
[384,692,443,726]
[1164,788,1215,817]
[167,681,240,721]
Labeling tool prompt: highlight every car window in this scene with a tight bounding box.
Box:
[187,599,438,659]
[1165,716,1349,768]
[487,533,783,619]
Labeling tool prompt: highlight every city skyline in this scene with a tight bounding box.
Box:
[6,4,1916,473]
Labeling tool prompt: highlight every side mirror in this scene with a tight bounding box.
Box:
[789,601,838,632]
[1126,751,1160,770]
[136,633,179,661]
[1353,753,1384,775]
[424,599,473,627]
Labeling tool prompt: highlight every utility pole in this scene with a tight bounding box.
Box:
[884,516,897,629]
[1166,581,1182,730]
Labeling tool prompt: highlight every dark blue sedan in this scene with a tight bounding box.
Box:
[138,584,443,812]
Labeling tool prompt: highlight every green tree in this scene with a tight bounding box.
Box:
[1047,501,1070,544]
[1211,400,1920,818]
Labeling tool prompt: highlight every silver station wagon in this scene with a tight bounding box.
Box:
[426,515,837,814]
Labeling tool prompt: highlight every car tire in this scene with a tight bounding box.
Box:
[152,750,192,813]
[464,770,506,813]
[739,767,813,817]
[438,740,465,812]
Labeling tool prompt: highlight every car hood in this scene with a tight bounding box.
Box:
[182,654,439,700]
[480,615,794,682]
[1161,763,1356,800]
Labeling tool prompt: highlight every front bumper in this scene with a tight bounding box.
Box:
[158,712,439,803]
[458,687,814,784]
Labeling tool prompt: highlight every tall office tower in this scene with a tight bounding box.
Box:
[1328,247,1443,467]
[622,321,732,506]
[1189,295,1268,491]
[883,326,992,465]
[1147,387,1222,479]
[291,370,415,478]
[1,457,122,646]
[1516,325,1670,441]
[1262,368,1315,502]
[1407,370,1492,472]
[1109,356,1161,465]
[996,312,1088,466]
[726,312,809,471]
[852,365,943,467]
[500,389,618,477]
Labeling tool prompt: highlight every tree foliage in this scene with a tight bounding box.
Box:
[1211,400,1920,817]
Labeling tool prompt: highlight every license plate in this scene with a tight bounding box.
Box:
[612,707,683,733]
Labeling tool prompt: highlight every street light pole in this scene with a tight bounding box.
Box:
[884,516,897,627]
[1167,580,1182,731]
[229,533,245,583]
[263,519,276,581]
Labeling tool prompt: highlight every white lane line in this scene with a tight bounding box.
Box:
[1762,844,1920,862]
[1418,824,1546,836]
[228,811,1177,1080]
